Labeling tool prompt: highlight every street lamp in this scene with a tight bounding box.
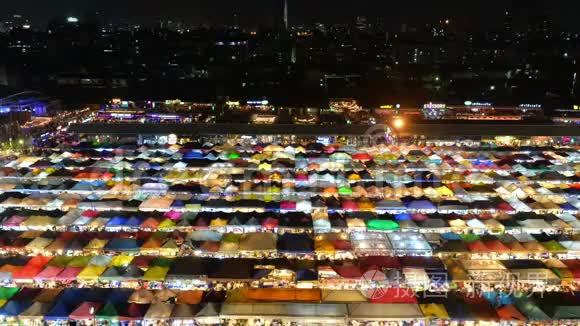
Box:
[393,117,405,129]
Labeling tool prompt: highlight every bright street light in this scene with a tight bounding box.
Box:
[393,117,405,129]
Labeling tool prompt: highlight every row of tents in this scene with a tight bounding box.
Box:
[0,287,578,323]
[0,254,578,289]
[0,226,577,257]
[0,206,578,235]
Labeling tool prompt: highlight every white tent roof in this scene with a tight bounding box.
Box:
[219,303,347,322]
[144,303,174,320]
[320,290,367,303]
[347,303,424,321]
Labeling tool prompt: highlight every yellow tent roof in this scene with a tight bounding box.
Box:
[77,265,107,281]
[420,303,449,319]
[84,238,109,250]
[436,186,454,197]
[143,266,169,281]
[111,255,134,267]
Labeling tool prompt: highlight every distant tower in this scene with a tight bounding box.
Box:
[504,9,513,35]
[283,0,288,30]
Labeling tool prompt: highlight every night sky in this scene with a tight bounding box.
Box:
[2,0,580,29]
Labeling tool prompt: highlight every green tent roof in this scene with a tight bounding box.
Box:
[151,257,174,267]
[514,295,550,320]
[96,303,119,319]
[0,287,19,300]
[541,240,566,252]
[367,219,399,231]
[460,234,480,243]
[48,256,73,267]
[338,187,353,195]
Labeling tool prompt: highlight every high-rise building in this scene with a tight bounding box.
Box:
[355,16,369,32]
[314,23,327,34]
[275,0,288,31]
[504,9,513,36]
[2,14,30,31]
[528,14,553,39]
[283,0,288,30]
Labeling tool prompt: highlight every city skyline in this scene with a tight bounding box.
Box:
[2,0,580,30]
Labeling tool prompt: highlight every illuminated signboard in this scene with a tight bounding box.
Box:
[379,104,401,109]
[423,102,446,109]
[519,104,542,109]
[464,101,492,106]
[110,113,133,118]
[247,100,269,105]
[573,105,580,110]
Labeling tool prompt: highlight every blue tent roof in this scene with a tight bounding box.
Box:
[0,300,31,316]
[106,216,127,227]
[59,289,89,305]
[441,232,462,240]
[81,180,106,187]
[126,216,142,226]
[559,203,577,212]
[184,151,204,159]
[483,292,514,306]
[296,269,318,281]
[406,200,436,210]
[106,289,132,305]
[172,200,185,208]
[44,302,72,320]
[83,288,110,302]
[105,238,139,251]
[394,213,411,221]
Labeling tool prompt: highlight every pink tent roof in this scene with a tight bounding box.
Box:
[34,266,64,281]
[81,210,100,218]
[333,265,362,278]
[342,200,359,211]
[164,210,182,220]
[295,174,309,181]
[69,302,103,320]
[497,202,515,213]
[261,217,279,229]
[280,201,296,210]
[411,213,429,222]
[2,215,26,227]
[56,267,83,281]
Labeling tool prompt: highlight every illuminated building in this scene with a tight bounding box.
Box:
[422,102,544,121]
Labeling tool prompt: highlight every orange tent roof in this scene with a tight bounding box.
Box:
[176,290,203,304]
[506,242,526,252]
[141,238,163,249]
[13,265,45,279]
[522,241,544,252]
[0,264,22,274]
[140,217,160,229]
[245,289,321,302]
[484,240,510,252]
[467,241,489,252]
[496,304,526,321]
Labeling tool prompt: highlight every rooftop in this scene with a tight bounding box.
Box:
[69,122,580,137]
